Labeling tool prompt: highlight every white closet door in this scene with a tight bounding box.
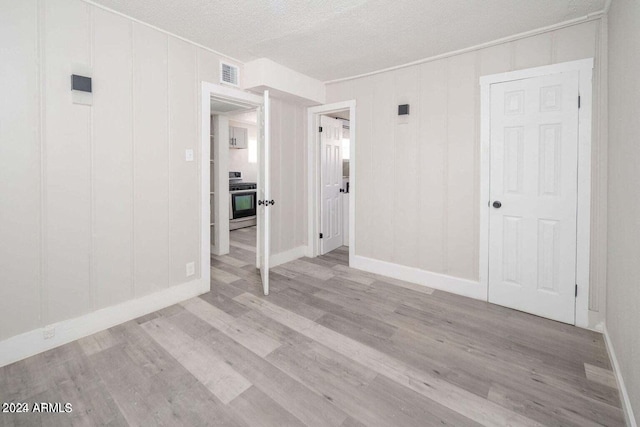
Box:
[488,71,580,324]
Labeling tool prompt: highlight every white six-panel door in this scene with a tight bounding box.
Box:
[320,115,343,255]
[488,71,580,324]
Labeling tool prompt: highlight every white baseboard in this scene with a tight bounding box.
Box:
[271,245,306,268]
[351,255,486,300]
[603,325,638,427]
[0,278,209,368]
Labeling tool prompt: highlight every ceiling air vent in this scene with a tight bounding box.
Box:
[220,62,239,87]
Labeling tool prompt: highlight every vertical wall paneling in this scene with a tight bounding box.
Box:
[0,0,255,347]
[168,38,198,286]
[553,20,598,63]
[370,72,396,262]
[133,23,169,296]
[478,44,512,83]
[416,60,447,273]
[43,0,92,323]
[92,8,133,307]
[513,33,553,69]
[445,52,476,280]
[296,105,307,248]
[326,21,603,322]
[271,98,283,254]
[350,79,376,256]
[280,101,295,252]
[0,0,41,340]
[607,0,640,421]
[393,66,419,267]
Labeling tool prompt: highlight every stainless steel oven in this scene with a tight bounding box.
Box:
[229,172,257,230]
[230,191,256,219]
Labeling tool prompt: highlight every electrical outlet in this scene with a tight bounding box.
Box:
[43,325,55,340]
[186,261,195,277]
[185,149,194,162]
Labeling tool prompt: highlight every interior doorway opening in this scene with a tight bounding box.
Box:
[210,105,258,250]
[319,112,350,255]
[202,83,272,295]
[307,101,356,264]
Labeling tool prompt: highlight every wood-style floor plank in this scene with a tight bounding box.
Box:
[234,292,544,427]
[0,227,624,427]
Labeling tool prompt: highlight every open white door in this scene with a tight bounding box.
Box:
[257,90,271,295]
[320,115,343,254]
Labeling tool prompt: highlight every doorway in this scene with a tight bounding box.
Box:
[307,101,356,263]
[202,83,272,295]
[479,59,593,327]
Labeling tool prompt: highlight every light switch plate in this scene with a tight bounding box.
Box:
[186,262,195,277]
[185,149,194,162]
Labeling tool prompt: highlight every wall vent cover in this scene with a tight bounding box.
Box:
[220,62,239,87]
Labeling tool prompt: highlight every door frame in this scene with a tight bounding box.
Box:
[306,100,356,264]
[479,58,593,328]
[200,82,264,287]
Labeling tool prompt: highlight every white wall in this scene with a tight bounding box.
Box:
[0,0,242,342]
[228,121,258,182]
[607,0,640,422]
[326,20,607,325]
[244,58,326,105]
[269,97,308,255]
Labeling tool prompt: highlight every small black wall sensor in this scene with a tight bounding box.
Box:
[398,104,410,115]
[71,74,92,93]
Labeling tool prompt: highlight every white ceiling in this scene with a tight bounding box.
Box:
[94,0,605,82]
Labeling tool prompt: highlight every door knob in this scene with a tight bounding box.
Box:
[492,201,502,208]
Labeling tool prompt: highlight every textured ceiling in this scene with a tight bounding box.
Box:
[93,0,605,81]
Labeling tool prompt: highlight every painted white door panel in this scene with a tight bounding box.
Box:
[488,71,579,324]
[257,91,270,295]
[320,116,343,254]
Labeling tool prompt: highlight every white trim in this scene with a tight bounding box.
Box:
[352,256,484,300]
[306,100,357,266]
[204,82,263,105]
[603,325,638,427]
[325,15,604,84]
[270,246,306,268]
[479,59,594,328]
[201,82,263,262]
[201,85,212,282]
[80,0,244,65]
[479,58,594,86]
[0,278,208,368]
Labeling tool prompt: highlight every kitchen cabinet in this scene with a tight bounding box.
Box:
[229,126,248,149]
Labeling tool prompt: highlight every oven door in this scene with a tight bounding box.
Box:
[230,191,256,219]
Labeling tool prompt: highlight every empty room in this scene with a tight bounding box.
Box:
[1,0,638,425]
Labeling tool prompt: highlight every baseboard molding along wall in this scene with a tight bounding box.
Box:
[0,278,209,368]
[603,325,638,427]
[351,255,485,300]
[271,245,307,268]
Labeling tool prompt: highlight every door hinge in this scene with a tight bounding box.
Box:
[319,126,323,133]
[578,96,581,109]
[575,284,578,297]
[319,233,323,239]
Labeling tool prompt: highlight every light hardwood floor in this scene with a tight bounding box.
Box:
[0,226,624,426]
